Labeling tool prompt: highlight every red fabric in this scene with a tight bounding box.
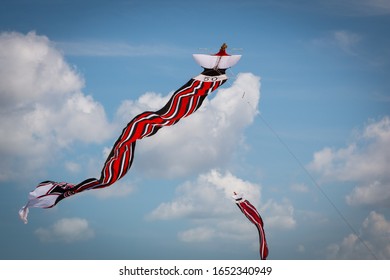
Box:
[236,198,269,260]
[214,48,230,56]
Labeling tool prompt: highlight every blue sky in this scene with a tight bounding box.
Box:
[1,0,389,260]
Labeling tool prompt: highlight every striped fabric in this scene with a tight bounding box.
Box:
[19,69,227,224]
[233,193,269,260]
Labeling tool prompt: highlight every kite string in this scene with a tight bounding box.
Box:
[225,68,378,259]
[255,103,379,260]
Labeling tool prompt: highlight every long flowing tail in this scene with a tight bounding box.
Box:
[19,69,228,224]
[233,193,269,260]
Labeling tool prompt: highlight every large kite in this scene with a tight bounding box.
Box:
[233,192,269,260]
[19,44,241,224]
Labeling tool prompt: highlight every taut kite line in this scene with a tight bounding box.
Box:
[19,44,241,224]
[233,192,269,260]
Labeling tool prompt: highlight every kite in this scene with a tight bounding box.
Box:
[19,44,241,224]
[233,192,269,260]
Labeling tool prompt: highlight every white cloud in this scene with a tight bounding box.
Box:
[0,31,113,181]
[148,169,295,244]
[327,211,390,259]
[148,169,261,221]
[177,221,258,244]
[0,32,82,107]
[308,116,390,207]
[262,198,296,230]
[346,181,390,207]
[116,72,261,178]
[65,161,81,173]
[178,227,215,243]
[35,217,95,243]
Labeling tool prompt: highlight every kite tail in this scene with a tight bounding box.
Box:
[19,69,227,224]
[233,193,269,260]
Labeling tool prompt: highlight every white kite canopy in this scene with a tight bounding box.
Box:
[193,54,241,69]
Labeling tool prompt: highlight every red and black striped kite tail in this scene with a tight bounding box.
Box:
[18,68,228,224]
[233,193,269,260]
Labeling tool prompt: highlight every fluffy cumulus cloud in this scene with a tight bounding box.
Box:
[35,217,94,243]
[262,198,296,230]
[308,116,390,207]
[149,169,264,244]
[0,31,113,181]
[116,72,260,178]
[148,169,261,221]
[327,211,390,259]
[148,169,296,244]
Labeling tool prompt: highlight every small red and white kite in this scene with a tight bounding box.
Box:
[233,192,269,260]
